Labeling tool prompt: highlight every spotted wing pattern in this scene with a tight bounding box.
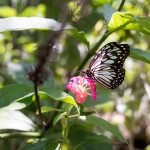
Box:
[86,42,130,89]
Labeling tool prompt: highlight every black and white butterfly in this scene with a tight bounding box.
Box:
[83,42,130,89]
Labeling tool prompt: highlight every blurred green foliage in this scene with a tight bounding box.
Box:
[0,0,150,150]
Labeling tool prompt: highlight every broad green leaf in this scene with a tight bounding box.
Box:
[130,48,150,64]
[66,28,90,49]
[108,12,150,34]
[85,133,112,144]
[85,115,127,143]
[42,130,62,140]
[0,17,71,32]
[77,143,113,150]
[0,84,79,118]
[103,4,117,23]
[42,141,59,150]
[38,88,79,115]
[0,17,89,48]
[84,86,114,107]
[0,84,79,114]
[68,120,94,130]
[4,94,34,110]
[53,112,67,126]
[68,121,113,150]
[0,84,34,109]
[20,141,58,150]
[0,110,36,131]
[37,106,62,114]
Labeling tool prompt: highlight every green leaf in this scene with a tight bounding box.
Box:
[68,122,113,150]
[0,84,79,116]
[130,48,150,64]
[20,141,58,150]
[42,130,62,140]
[103,4,117,23]
[108,12,150,34]
[0,110,36,131]
[53,112,67,126]
[42,141,59,150]
[37,106,62,114]
[0,84,34,109]
[84,86,114,107]
[0,17,71,32]
[85,133,112,144]
[0,17,89,48]
[66,28,90,49]
[0,84,79,114]
[38,88,79,115]
[62,103,73,114]
[5,94,34,110]
[85,115,127,143]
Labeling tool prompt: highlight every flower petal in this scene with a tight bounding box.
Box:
[66,76,97,103]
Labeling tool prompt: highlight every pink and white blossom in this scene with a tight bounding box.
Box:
[66,76,96,103]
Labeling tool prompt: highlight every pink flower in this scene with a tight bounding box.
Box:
[66,76,96,103]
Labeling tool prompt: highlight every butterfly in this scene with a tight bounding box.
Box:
[83,42,130,89]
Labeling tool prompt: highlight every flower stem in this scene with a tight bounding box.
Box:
[68,114,79,118]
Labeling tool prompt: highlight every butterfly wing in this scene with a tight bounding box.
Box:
[88,42,130,89]
[93,65,125,89]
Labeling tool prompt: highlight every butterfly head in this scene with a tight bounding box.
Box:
[82,69,87,74]
[82,69,94,79]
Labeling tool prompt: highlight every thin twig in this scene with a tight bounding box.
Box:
[118,0,126,12]
[34,82,45,126]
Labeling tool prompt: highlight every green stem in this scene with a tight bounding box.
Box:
[118,0,126,12]
[91,31,112,53]
[0,132,41,140]
[68,114,79,118]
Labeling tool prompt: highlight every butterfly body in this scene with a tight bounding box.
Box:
[83,42,130,89]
